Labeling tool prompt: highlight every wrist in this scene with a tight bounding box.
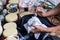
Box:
[45,28,53,33]
[47,28,57,33]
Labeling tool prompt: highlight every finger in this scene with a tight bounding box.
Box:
[34,13,37,16]
[36,8,38,13]
[40,7,44,10]
[36,7,41,12]
[30,29,40,33]
[37,12,43,17]
[32,23,36,26]
[30,30,35,33]
[36,8,43,13]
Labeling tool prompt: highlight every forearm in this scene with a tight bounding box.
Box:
[34,25,51,33]
[48,25,60,32]
[35,25,60,33]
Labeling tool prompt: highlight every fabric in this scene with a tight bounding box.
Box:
[47,16,60,25]
[48,0,60,6]
[33,0,45,6]
[19,0,30,8]
[0,21,3,36]
[3,9,8,16]
[45,36,60,40]
[2,0,7,5]
[24,16,49,40]
[36,16,59,40]
[18,14,60,40]
[19,0,60,8]
[19,0,44,8]
[0,15,4,21]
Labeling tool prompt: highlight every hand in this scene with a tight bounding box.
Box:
[30,29,40,33]
[36,7,47,17]
[32,23,37,27]
[48,27,57,33]
[31,24,48,33]
[36,7,44,12]
[30,24,42,33]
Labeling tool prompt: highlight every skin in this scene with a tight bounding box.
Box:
[31,3,60,33]
[35,3,60,17]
